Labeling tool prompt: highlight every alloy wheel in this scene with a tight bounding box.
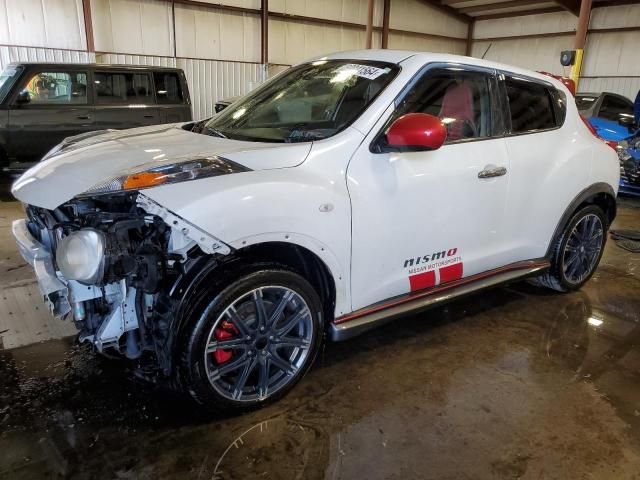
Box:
[562,213,604,285]
[203,286,313,402]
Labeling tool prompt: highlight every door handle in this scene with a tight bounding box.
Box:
[478,166,507,179]
[77,115,91,120]
[143,114,155,118]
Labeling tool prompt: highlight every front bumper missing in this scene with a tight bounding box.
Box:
[12,219,71,317]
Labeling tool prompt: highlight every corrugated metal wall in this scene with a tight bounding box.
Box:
[175,3,261,63]
[0,46,94,71]
[0,0,94,71]
[0,0,87,50]
[581,4,640,98]
[472,5,640,100]
[471,11,575,75]
[92,0,174,57]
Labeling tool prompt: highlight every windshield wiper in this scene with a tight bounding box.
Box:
[205,126,228,139]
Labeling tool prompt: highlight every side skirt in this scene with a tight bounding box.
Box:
[329,259,550,341]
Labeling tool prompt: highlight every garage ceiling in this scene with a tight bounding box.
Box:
[422,0,640,20]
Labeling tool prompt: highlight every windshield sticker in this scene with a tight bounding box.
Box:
[336,64,390,80]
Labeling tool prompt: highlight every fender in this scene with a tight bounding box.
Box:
[162,235,348,373]
[546,182,616,257]
[228,232,349,316]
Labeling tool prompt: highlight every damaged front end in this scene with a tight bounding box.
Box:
[13,192,230,372]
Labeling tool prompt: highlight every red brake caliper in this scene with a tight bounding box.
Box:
[213,320,239,364]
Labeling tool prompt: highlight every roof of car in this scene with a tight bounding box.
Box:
[307,49,563,88]
[7,62,183,72]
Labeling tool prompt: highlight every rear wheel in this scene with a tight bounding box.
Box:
[534,205,607,292]
[177,267,323,410]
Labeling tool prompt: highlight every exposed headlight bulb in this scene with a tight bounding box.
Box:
[56,229,105,284]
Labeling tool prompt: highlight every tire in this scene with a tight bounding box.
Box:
[176,265,324,411]
[534,205,608,292]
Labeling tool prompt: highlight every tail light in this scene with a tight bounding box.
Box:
[580,115,617,151]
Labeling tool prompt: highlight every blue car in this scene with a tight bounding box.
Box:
[618,132,640,196]
[576,91,640,196]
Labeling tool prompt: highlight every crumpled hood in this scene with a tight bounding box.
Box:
[11,123,311,209]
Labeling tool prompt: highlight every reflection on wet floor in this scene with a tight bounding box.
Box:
[0,201,639,479]
[2,280,640,479]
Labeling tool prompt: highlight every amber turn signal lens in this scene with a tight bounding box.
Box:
[122,172,166,190]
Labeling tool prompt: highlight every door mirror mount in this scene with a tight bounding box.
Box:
[384,113,447,152]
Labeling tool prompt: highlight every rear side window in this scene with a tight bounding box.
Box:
[505,77,556,133]
[154,72,183,104]
[94,71,153,105]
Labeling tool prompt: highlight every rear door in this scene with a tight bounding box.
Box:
[7,68,93,162]
[501,74,589,262]
[153,70,192,123]
[92,69,160,129]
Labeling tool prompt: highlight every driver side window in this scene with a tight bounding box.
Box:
[21,71,88,105]
[395,68,494,143]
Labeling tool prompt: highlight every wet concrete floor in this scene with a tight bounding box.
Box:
[1,198,640,479]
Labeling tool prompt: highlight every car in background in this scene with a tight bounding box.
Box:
[0,63,192,175]
[576,91,639,143]
[617,132,640,196]
[214,96,239,113]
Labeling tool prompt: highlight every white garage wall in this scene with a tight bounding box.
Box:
[0,0,87,50]
[269,0,384,26]
[390,0,467,40]
[0,0,92,71]
[471,36,575,75]
[175,3,261,63]
[268,18,382,66]
[471,11,575,75]
[580,4,640,99]
[0,46,94,72]
[471,6,640,100]
[91,0,174,57]
[388,32,466,55]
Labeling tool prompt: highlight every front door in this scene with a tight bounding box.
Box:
[7,69,93,162]
[347,65,511,311]
[92,70,160,129]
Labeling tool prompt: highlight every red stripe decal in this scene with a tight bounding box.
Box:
[409,270,436,291]
[439,262,463,284]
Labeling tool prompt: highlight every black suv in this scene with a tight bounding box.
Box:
[0,63,192,174]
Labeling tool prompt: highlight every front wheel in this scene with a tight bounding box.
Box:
[535,205,608,292]
[177,267,324,411]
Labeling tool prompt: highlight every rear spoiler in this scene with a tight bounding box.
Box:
[537,71,576,96]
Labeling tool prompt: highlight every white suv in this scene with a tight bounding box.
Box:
[12,50,619,410]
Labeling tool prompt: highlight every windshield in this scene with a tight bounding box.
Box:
[0,65,23,103]
[205,60,399,143]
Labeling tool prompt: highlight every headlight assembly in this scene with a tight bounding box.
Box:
[56,229,105,284]
[83,156,250,195]
[616,142,632,164]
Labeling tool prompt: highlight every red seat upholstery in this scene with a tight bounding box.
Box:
[439,82,475,141]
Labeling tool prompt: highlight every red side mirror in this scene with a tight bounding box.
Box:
[386,113,447,151]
